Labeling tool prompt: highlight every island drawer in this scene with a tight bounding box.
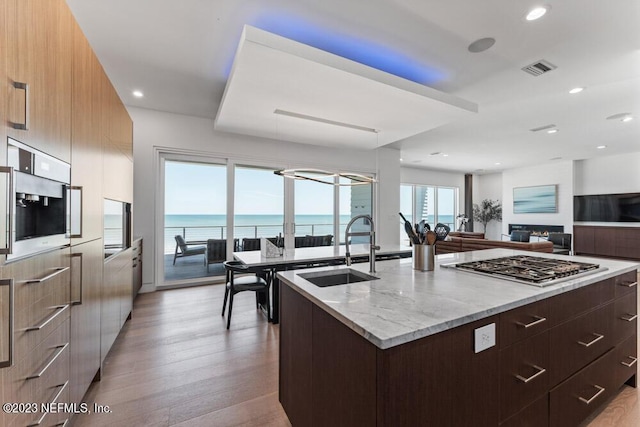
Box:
[549,348,617,427]
[614,270,638,298]
[499,394,548,427]
[612,333,637,388]
[613,290,637,345]
[500,299,550,348]
[547,278,613,327]
[549,302,614,387]
[499,331,549,421]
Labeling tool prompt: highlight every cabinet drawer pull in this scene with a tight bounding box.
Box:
[11,81,29,130]
[25,304,69,332]
[26,343,69,380]
[619,281,637,288]
[515,315,547,329]
[27,381,68,426]
[24,267,70,284]
[71,253,83,305]
[621,356,638,368]
[0,279,14,368]
[578,384,605,405]
[620,313,638,322]
[514,364,547,383]
[577,333,604,348]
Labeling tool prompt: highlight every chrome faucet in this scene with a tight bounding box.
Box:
[345,214,380,273]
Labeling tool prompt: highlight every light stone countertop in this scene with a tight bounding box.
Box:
[277,248,640,349]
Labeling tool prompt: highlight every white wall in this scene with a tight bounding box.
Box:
[131,107,400,290]
[472,172,503,239]
[574,152,640,195]
[501,161,574,235]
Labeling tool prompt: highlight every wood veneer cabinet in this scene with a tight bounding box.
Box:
[574,225,640,261]
[5,0,73,163]
[101,248,133,365]
[71,18,105,244]
[70,239,103,405]
[280,272,638,426]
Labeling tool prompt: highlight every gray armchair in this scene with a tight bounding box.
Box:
[173,235,206,265]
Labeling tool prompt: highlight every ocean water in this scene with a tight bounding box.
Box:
[113,214,458,254]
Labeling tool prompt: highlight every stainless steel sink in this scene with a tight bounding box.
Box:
[298,268,379,287]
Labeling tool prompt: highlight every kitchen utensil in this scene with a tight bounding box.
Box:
[426,230,437,245]
[434,223,450,241]
[399,212,420,244]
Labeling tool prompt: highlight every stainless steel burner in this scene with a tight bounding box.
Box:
[441,255,605,287]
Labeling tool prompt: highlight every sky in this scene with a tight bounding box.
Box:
[164,161,357,215]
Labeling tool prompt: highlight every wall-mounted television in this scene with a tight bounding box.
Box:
[574,193,640,222]
[513,185,557,213]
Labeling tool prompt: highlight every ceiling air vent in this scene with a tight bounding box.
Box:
[530,124,556,132]
[522,60,557,76]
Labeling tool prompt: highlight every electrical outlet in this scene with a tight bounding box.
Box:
[474,323,496,353]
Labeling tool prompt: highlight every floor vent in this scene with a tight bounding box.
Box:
[522,60,557,76]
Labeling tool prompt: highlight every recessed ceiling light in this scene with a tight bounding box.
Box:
[569,87,584,94]
[597,145,607,149]
[468,37,496,53]
[606,112,631,120]
[526,6,549,21]
[442,154,449,157]
[547,129,558,134]
[400,158,403,162]
[622,116,634,122]
[495,162,501,165]
[132,90,144,98]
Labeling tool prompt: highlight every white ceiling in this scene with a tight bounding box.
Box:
[66,0,640,174]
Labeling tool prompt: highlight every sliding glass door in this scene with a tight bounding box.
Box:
[163,159,227,282]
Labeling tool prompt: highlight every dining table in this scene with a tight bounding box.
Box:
[232,243,412,323]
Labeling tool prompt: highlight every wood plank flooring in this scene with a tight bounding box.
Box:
[72,284,638,427]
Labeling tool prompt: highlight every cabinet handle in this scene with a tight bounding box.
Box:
[24,266,70,284]
[514,364,547,383]
[26,343,69,380]
[27,381,68,427]
[11,81,29,130]
[578,384,605,405]
[619,281,637,288]
[0,166,14,255]
[577,333,604,348]
[25,304,69,331]
[620,313,638,322]
[621,356,638,368]
[0,279,14,368]
[515,315,547,329]
[71,253,83,305]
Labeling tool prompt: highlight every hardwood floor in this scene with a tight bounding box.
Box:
[73,285,289,426]
[73,284,637,427]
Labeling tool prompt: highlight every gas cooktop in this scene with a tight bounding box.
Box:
[442,255,605,287]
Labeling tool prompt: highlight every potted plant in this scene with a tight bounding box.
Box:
[473,199,502,233]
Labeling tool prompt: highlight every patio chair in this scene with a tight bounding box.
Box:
[173,235,206,265]
[205,239,227,273]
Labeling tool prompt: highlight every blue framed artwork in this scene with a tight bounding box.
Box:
[513,185,557,213]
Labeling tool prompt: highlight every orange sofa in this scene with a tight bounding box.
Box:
[435,236,553,255]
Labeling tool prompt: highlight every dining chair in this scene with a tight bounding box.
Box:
[222,261,270,329]
[547,233,572,255]
[173,235,206,265]
[241,238,261,251]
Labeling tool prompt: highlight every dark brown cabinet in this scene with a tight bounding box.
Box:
[574,225,640,261]
[280,271,638,426]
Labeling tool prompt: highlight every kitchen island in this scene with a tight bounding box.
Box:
[277,249,639,426]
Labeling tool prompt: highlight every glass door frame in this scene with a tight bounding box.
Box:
[156,151,229,289]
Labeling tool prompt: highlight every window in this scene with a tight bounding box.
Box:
[400,184,459,243]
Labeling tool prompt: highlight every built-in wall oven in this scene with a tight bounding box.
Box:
[4,138,71,260]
